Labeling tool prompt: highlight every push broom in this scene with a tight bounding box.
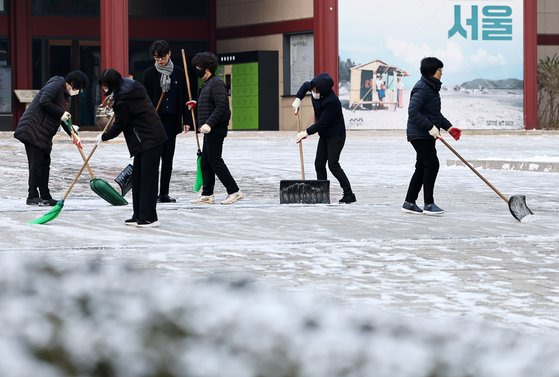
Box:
[65,119,127,206]
[181,49,203,192]
[30,115,116,224]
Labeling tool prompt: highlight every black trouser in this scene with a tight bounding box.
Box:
[159,115,178,196]
[25,143,52,200]
[315,134,352,194]
[405,138,439,205]
[132,145,162,222]
[201,131,239,196]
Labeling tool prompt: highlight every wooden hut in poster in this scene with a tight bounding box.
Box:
[349,59,409,110]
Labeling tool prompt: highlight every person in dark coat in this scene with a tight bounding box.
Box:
[14,71,88,206]
[402,57,462,215]
[97,68,168,228]
[142,40,189,203]
[186,52,244,205]
[292,72,356,204]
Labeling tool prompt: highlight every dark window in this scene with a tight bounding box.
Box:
[129,0,208,18]
[0,39,10,113]
[32,0,99,16]
[32,38,100,126]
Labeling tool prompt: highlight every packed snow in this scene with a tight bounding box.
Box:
[0,130,558,375]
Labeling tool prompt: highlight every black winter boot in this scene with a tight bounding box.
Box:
[339,192,356,204]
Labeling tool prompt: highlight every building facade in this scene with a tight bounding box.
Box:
[0,0,555,131]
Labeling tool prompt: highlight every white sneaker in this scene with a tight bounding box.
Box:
[136,220,160,228]
[191,195,215,204]
[221,191,244,205]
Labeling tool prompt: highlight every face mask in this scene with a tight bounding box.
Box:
[69,89,80,96]
[103,87,109,94]
[312,91,321,100]
[195,68,205,78]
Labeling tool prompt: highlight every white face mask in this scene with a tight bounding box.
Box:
[69,89,80,96]
[103,88,109,93]
[311,91,321,100]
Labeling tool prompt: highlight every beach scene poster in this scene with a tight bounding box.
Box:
[338,0,524,130]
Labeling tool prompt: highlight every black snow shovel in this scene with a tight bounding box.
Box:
[66,122,127,206]
[439,137,533,222]
[280,114,330,204]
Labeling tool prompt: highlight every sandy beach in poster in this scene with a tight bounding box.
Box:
[340,86,524,130]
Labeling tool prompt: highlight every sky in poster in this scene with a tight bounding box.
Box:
[339,0,524,86]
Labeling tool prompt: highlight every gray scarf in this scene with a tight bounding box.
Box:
[155,60,174,93]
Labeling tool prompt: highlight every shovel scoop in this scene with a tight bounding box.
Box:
[508,195,534,222]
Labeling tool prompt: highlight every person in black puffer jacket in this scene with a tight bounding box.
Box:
[142,40,190,203]
[14,71,88,206]
[186,52,244,205]
[292,73,356,204]
[402,57,462,216]
[97,68,167,228]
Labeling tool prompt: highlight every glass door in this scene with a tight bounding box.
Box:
[33,39,100,127]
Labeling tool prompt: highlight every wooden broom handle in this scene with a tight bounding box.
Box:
[181,48,201,152]
[62,114,116,200]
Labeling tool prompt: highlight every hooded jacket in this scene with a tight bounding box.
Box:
[101,78,167,156]
[406,75,452,141]
[295,73,345,138]
[14,76,70,153]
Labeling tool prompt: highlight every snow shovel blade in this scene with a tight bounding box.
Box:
[29,200,65,224]
[279,180,330,204]
[114,164,133,196]
[90,178,128,206]
[193,154,203,192]
[508,195,534,222]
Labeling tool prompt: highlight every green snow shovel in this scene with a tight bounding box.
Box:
[66,122,127,206]
[30,115,116,224]
[439,137,533,222]
[182,49,204,192]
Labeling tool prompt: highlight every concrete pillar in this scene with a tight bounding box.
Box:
[100,0,129,76]
[313,0,339,94]
[524,0,538,129]
[9,0,32,128]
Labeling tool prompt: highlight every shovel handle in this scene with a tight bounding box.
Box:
[155,92,165,112]
[439,137,509,203]
[181,49,201,153]
[70,130,95,179]
[62,115,116,201]
[296,113,305,180]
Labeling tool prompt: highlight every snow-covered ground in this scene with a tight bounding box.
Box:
[1,130,558,375]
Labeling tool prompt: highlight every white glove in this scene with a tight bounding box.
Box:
[96,133,104,145]
[61,111,71,122]
[428,126,441,139]
[200,124,211,134]
[296,130,308,143]
[292,98,301,115]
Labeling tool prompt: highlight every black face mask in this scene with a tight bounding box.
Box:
[195,68,205,78]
